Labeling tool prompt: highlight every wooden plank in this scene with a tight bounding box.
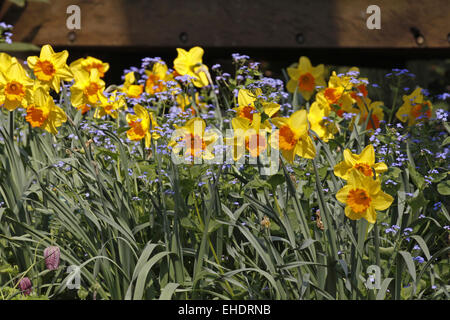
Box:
[3,0,450,48]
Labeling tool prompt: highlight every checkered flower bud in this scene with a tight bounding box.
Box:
[44,246,60,270]
[18,277,32,296]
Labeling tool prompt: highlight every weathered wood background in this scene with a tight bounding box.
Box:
[2,0,449,48]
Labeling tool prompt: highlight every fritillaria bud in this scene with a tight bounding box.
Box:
[44,246,60,270]
[18,277,32,296]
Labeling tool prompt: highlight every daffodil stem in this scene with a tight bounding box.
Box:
[388,80,400,124]
[8,110,14,142]
[374,222,381,267]
[203,67,223,131]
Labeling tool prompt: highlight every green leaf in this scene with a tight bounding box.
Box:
[437,180,450,195]
[159,283,180,300]
[408,164,424,190]
[408,192,429,216]
[0,42,40,51]
[444,122,450,134]
[180,216,200,232]
[398,250,416,283]
[244,176,271,191]
[410,235,431,261]
[318,166,328,179]
[0,263,18,275]
[376,278,393,300]
[441,136,450,147]
[299,238,317,250]
[378,246,395,259]
[303,185,314,199]
[388,167,402,179]
[432,172,448,183]
[267,173,285,188]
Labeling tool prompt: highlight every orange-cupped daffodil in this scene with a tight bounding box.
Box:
[395,87,432,126]
[27,44,73,93]
[286,56,326,101]
[145,62,172,95]
[70,56,109,78]
[94,90,125,119]
[336,169,393,224]
[0,60,33,111]
[169,118,218,161]
[70,68,105,114]
[234,88,279,132]
[318,71,360,117]
[228,113,268,160]
[25,87,67,134]
[307,100,336,142]
[356,98,385,131]
[333,144,387,180]
[126,104,160,148]
[270,109,316,163]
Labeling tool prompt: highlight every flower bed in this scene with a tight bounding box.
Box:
[0,45,448,300]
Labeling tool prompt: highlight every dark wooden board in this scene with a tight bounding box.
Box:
[2,0,449,48]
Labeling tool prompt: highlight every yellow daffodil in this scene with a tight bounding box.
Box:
[145,62,171,95]
[0,52,14,74]
[270,109,316,163]
[126,104,160,148]
[173,47,209,88]
[317,71,359,117]
[307,100,336,142]
[27,44,73,93]
[0,60,33,111]
[229,114,268,160]
[169,118,218,161]
[234,88,279,132]
[25,87,67,134]
[395,87,432,126]
[336,170,393,224]
[70,68,105,114]
[286,56,325,101]
[350,83,369,106]
[94,90,125,119]
[234,88,259,122]
[334,144,387,180]
[70,56,109,78]
[356,98,384,130]
[123,72,144,99]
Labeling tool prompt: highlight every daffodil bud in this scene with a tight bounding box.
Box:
[261,216,270,229]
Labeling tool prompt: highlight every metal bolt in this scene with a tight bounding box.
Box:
[415,35,425,46]
[296,33,304,44]
[179,32,188,44]
[410,27,425,46]
[67,31,76,43]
